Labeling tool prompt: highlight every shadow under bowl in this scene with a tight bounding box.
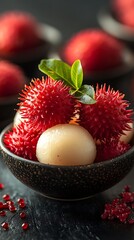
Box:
[0,123,134,201]
[98,8,134,50]
[0,23,62,78]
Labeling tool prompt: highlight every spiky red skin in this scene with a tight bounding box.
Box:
[0,61,26,97]
[95,140,131,163]
[79,85,133,141]
[19,77,76,131]
[4,122,41,161]
[62,30,123,74]
[0,11,40,54]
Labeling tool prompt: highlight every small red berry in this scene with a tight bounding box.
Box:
[3,203,9,209]
[0,183,4,189]
[19,212,26,219]
[3,194,10,201]
[22,222,29,230]
[0,202,4,209]
[1,222,9,230]
[9,205,16,212]
[17,198,25,204]
[0,211,6,216]
[19,202,26,208]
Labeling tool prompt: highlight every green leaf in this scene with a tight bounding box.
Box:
[76,93,96,104]
[71,60,83,90]
[74,84,96,104]
[79,85,95,99]
[38,59,75,88]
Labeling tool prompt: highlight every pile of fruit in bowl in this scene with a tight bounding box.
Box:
[59,29,134,84]
[0,11,62,78]
[0,58,134,200]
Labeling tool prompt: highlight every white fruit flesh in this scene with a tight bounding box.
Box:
[36,124,96,166]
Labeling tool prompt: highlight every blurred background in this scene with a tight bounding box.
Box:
[0,0,109,40]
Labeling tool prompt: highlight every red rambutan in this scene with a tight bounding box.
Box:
[19,77,76,131]
[95,139,131,163]
[4,122,41,161]
[80,84,133,141]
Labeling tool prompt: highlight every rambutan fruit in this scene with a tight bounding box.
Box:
[4,122,41,161]
[80,84,133,141]
[95,139,131,163]
[19,77,76,131]
[0,11,40,54]
[62,29,123,75]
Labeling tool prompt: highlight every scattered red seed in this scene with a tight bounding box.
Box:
[9,205,16,212]
[0,211,6,216]
[0,202,4,209]
[22,222,29,230]
[0,183,4,190]
[101,185,134,224]
[19,202,26,209]
[17,198,25,204]
[19,212,26,219]
[3,194,10,201]
[7,200,14,206]
[3,203,9,209]
[1,222,9,230]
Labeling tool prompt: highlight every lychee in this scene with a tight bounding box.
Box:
[36,124,96,166]
[62,29,123,75]
[79,84,133,141]
[19,77,76,131]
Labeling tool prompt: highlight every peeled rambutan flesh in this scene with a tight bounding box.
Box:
[80,84,133,142]
[19,77,76,131]
[95,139,131,163]
[4,122,41,161]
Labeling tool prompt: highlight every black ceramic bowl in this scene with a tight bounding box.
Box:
[0,23,62,78]
[98,8,134,50]
[0,124,134,201]
[57,46,134,87]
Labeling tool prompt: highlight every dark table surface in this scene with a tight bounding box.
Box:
[1,0,134,239]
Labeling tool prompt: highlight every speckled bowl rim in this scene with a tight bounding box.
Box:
[98,7,134,41]
[1,123,134,170]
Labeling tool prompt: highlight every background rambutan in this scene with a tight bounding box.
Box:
[95,139,131,163]
[79,84,133,141]
[19,77,76,131]
[4,122,41,161]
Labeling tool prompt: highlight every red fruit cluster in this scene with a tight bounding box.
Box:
[4,78,133,163]
[0,11,40,55]
[0,183,29,231]
[63,30,123,74]
[101,186,134,224]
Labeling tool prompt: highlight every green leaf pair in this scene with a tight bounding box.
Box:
[38,59,96,105]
